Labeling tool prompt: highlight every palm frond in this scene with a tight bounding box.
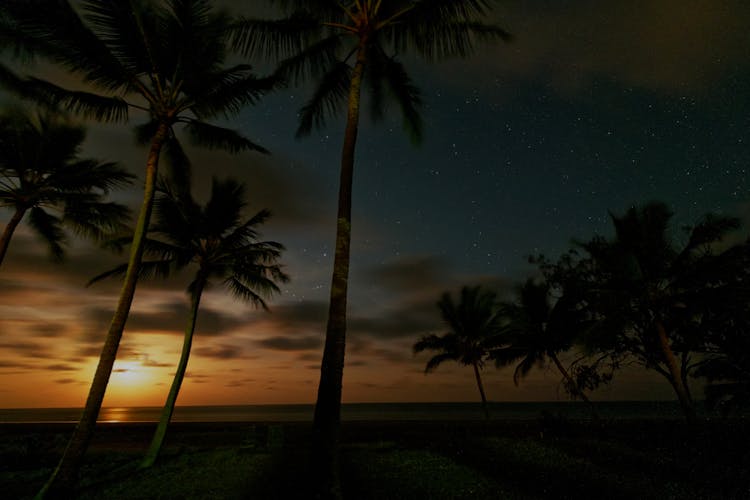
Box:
[183,120,269,154]
[62,197,132,241]
[224,276,269,309]
[377,55,423,144]
[274,33,343,86]
[28,206,65,260]
[296,61,351,137]
[230,12,322,61]
[81,0,155,76]
[161,135,192,198]
[189,67,278,119]
[25,77,129,122]
[424,352,458,373]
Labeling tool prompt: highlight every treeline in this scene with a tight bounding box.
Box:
[416,202,750,421]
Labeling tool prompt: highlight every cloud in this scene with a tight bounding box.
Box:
[81,299,246,340]
[55,378,78,384]
[193,344,246,360]
[0,360,36,370]
[45,363,78,371]
[435,0,750,95]
[0,341,52,359]
[256,335,322,351]
[363,255,448,295]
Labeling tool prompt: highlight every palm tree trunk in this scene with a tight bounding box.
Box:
[141,280,205,469]
[0,206,25,267]
[312,40,368,500]
[472,362,490,420]
[37,122,170,500]
[655,320,695,422]
[549,353,599,420]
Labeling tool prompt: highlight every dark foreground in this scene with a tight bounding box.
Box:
[1,417,749,499]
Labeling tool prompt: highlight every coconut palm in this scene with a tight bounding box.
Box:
[90,176,288,469]
[414,286,505,420]
[1,1,275,496]
[0,107,132,267]
[232,4,509,491]
[578,202,742,421]
[492,279,600,415]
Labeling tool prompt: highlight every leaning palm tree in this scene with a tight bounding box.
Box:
[492,279,600,415]
[232,3,509,492]
[1,1,275,496]
[0,107,132,267]
[90,176,288,469]
[414,286,505,420]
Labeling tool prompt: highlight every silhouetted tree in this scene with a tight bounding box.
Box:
[689,240,750,414]
[91,176,288,468]
[575,202,743,421]
[414,286,505,420]
[232,4,509,495]
[492,279,602,416]
[1,1,274,496]
[0,107,132,267]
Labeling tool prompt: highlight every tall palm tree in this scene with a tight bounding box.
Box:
[492,279,599,414]
[1,1,275,496]
[413,286,505,420]
[0,107,132,267]
[232,4,509,492]
[579,202,742,421]
[90,177,288,469]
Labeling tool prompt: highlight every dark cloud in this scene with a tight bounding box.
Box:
[264,301,328,332]
[81,300,245,340]
[174,147,330,229]
[442,0,750,94]
[256,335,322,351]
[55,378,78,384]
[363,255,447,294]
[45,363,78,371]
[193,344,245,360]
[0,360,36,370]
[0,341,51,359]
[31,323,71,338]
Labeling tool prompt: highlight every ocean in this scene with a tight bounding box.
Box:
[0,401,694,423]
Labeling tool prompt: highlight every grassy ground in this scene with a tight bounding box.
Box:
[1,418,749,499]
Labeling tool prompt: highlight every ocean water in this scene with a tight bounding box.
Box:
[0,401,692,423]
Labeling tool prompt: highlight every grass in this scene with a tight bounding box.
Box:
[1,419,749,499]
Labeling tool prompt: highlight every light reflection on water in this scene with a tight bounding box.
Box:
[0,401,700,423]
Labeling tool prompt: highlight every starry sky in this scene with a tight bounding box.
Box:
[1,0,749,408]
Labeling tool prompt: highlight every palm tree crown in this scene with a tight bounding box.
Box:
[414,285,505,419]
[0,107,132,266]
[1,0,273,155]
[97,177,289,300]
[92,176,288,468]
[234,0,510,139]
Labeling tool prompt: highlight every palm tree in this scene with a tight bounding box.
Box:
[414,286,505,420]
[0,107,132,267]
[1,1,275,496]
[90,176,288,469]
[579,202,742,421]
[232,4,509,492]
[492,279,600,415]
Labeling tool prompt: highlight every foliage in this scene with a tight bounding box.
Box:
[414,285,506,372]
[541,201,749,419]
[0,107,132,262]
[232,0,511,141]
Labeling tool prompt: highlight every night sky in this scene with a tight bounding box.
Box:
[1,0,749,408]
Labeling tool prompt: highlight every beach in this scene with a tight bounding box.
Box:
[2,415,749,499]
